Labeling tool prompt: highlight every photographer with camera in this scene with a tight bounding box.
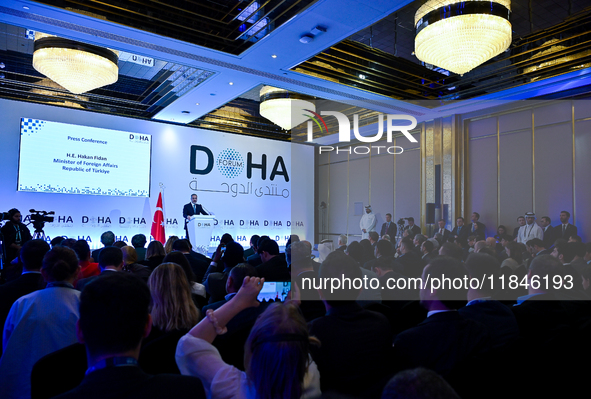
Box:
[1,209,32,263]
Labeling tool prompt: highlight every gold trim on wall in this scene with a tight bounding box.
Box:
[532,110,535,213]
[497,117,500,227]
[572,100,576,224]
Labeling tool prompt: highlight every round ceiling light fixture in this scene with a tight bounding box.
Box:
[259,86,315,131]
[414,0,512,75]
[32,33,119,94]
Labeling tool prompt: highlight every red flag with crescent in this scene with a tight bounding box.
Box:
[151,191,166,244]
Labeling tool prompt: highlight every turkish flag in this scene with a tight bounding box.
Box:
[151,191,166,244]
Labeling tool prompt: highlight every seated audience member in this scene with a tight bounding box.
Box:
[371,241,418,307]
[113,240,127,248]
[202,264,257,312]
[393,257,490,376]
[459,253,519,349]
[164,235,179,255]
[336,234,348,251]
[346,240,365,266]
[309,251,393,397]
[467,235,477,253]
[381,368,461,399]
[76,247,124,291]
[171,239,209,283]
[243,235,259,259]
[359,239,376,264]
[393,238,424,278]
[0,247,81,399]
[73,240,100,281]
[369,231,380,248]
[451,217,470,247]
[131,234,148,261]
[426,238,440,257]
[366,239,395,270]
[54,273,205,399]
[256,239,289,281]
[438,242,464,261]
[474,240,488,253]
[203,241,245,303]
[139,240,166,270]
[511,255,579,339]
[91,231,114,261]
[420,240,435,263]
[162,251,207,300]
[121,246,151,283]
[0,239,49,357]
[220,233,234,245]
[176,277,321,398]
[247,235,268,267]
[51,236,66,248]
[433,219,451,245]
[494,225,508,242]
[526,238,552,259]
[570,241,590,277]
[413,235,428,257]
[500,241,527,297]
[568,235,582,243]
[290,242,325,322]
[140,263,200,375]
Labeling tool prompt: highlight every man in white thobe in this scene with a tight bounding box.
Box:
[516,211,543,244]
[360,205,377,240]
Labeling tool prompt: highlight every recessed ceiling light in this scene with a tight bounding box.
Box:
[195,103,200,106]
[271,54,277,58]
[359,74,366,79]
[229,82,234,85]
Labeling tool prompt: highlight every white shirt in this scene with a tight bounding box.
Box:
[1,286,80,399]
[516,223,543,244]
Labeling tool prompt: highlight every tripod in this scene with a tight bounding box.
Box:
[31,220,47,240]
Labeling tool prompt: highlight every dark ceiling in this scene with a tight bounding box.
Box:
[30,0,318,55]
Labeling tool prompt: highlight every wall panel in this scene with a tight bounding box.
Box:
[468,136,498,237]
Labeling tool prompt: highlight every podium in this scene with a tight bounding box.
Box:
[187,215,215,254]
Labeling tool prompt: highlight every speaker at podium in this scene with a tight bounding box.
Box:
[187,215,216,255]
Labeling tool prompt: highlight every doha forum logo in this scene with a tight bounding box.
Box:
[217,148,244,178]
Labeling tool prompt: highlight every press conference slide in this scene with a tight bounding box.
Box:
[18,118,152,197]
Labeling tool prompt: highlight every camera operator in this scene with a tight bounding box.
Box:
[1,209,32,263]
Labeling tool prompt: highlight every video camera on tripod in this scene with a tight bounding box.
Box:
[28,209,55,239]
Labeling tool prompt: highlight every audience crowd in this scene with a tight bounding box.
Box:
[0,208,590,398]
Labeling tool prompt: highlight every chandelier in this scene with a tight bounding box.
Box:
[259,86,315,130]
[414,0,512,75]
[33,33,119,94]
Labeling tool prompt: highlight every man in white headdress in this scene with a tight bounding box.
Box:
[516,211,543,244]
[360,205,377,240]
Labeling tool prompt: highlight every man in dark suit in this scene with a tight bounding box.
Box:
[309,251,393,398]
[172,239,209,283]
[450,217,470,246]
[242,235,259,259]
[0,239,48,357]
[203,241,244,303]
[289,241,325,322]
[76,247,124,291]
[183,194,208,239]
[539,216,555,248]
[53,273,205,399]
[335,234,348,252]
[393,238,425,278]
[393,257,491,377]
[202,264,257,312]
[380,213,397,238]
[405,217,421,236]
[513,216,525,240]
[434,219,452,244]
[91,231,115,263]
[525,238,552,259]
[470,212,486,241]
[246,236,268,267]
[256,239,289,281]
[459,253,519,349]
[555,211,577,240]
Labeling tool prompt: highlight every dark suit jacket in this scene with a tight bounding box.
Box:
[182,203,207,227]
[450,225,470,245]
[393,311,491,376]
[1,221,32,262]
[434,228,452,244]
[470,221,486,241]
[380,222,397,238]
[542,225,556,248]
[308,302,393,397]
[458,300,519,349]
[0,272,45,356]
[294,269,326,322]
[204,270,229,304]
[184,252,209,283]
[246,253,262,267]
[52,364,205,399]
[406,224,421,236]
[256,255,290,281]
[393,252,425,278]
[31,343,88,399]
[554,223,577,240]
